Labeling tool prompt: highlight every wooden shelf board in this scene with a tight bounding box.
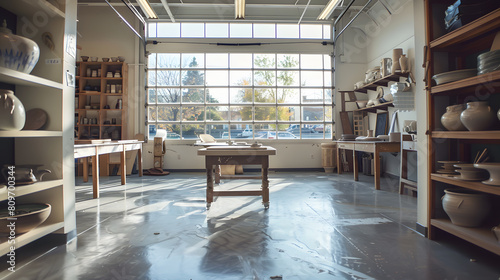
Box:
[430,70,500,95]
[0,131,62,138]
[354,101,394,113]
[0,222,65,256]
[431,173,500,196]
[354,73,407,93]
[430,8,500,50]
[431,219,500,255]
[431,130,500,140]
[0,67,63,89]
[0,180,63,201]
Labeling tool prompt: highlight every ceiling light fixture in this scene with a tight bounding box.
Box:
[317,0,342,20]
[136,0,158,19]
[235,0,245,19]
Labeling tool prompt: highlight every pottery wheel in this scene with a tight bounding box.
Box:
[23,108,48,130]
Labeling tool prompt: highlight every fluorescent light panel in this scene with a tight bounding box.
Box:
[317,0,341,20]
[235,0,245,19]
[137,0,158,19]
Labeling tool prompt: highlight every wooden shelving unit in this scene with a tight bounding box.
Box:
[425,4,500,256]
[353,73,407,93]
[0,0,77,256]
[354,101,394,113]
[75,61,128,140]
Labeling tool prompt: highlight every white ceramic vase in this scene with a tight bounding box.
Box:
[460,101,495,131]
[442,188,491,227]
[399,54,409,73]
[0,89,26,130]
[0,20,40,74]
[441,104,466,131]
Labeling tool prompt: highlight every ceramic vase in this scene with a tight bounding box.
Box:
[441,104,466,131]
[0,20,40,74]
[442,188,491,227]
[460,101,495,131]
[392,48,403,74]
[399,54,409,73]
[0,89,26,130]
[497,108,500,121]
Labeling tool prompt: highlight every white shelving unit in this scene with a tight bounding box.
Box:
[0,0,77,256]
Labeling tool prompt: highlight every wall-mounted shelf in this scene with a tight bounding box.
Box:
[354,101,394,113]
[354,73,407,93]
[0,66,63,89]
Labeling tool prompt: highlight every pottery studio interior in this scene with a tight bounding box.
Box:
[1,0,500,279]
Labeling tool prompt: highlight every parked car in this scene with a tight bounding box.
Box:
[255,131,297,139]
[288,127,317,135]
[237,128,253,138]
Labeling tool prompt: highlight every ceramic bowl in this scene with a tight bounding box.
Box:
[111,57,118,62]
[90,56,98,62]
[0,203,51,233]
[118,56,125,62]
[438,161,462,171]
[81,56,89,62]
[474,163,500,186]
[454,169,489,181]
[102,57,110,62]
[432,69,477,85]
[356,100,368,108]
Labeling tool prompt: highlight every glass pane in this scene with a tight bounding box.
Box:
[182,106,205,121]
[325,106,333,121]
[277,24,299,38]
[277,71,299,86]
[181,88,204,103]
[206,106,228,121]
[148,54,156,68]
[147,70,156,86]
[255,106,276,121]
[254,88,276,103]
[277,106,294,121]
[300,24,322,39]
[302,106,324,121]
[181,124,204,139]
[254,24,275,38]
[159,124,181,138]
[213,125,229,139]
[147,124,156,139]
[230,70,252,86]
[157,106,180,121]
[276,131,297,139]
[254,54,275,68]
[277,88,299,104]
[148,107,156,121]
[205,70,228,86]
[301,71,323,87]
[207,88,229,104]
[302,88,323,103]
[206,53,228,68]
[231,106,252,121]
[181,23,204,38]
[147,23,156,38]
[206,23,228,38]
[230,53,252,68]
[230,23,252,38]
[158,88,180,103]
[148,89,156,104]
[285,106,300,122]
[230,88,252,103]
[324,89,332,103]
[157,53,180,68]
[323,54,331,69]
[324,71,332,87]
[323,24,331,40]
[156,70,180,86]
[254,71,275,86]
[182,54,204,68]
[277,54,299,69]
[301,54,323,69]
[181,70,205,86]
[324,124,333,139]
[157,22,180,37]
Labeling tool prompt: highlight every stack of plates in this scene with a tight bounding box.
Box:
[340,134,357,141]
[437,160,462,174]
[477,50,500,75]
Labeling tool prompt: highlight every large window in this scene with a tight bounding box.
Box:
[147,53,333,140]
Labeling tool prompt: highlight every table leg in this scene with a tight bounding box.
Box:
[92,154,99,199]
[353,150,359,181]
[215,164,221,184]
[138,146,143,177]
[374,149,381,190]
[83,157,89,183]
[120,149,126,185]
[206,160,214,209]
[262,156,270,209]
[337,147,342,174]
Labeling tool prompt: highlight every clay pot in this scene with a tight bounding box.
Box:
[460,101,496,131]
[0,89,26,131]
[442,188,491,227]
[392,48,403,73]
[399,54,409,73]
[441,104,466,131]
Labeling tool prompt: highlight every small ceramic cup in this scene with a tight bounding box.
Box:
[111,57,118,62]
[90,57,98,62]
[118,56,125,62]
[102,57,110,62]
[81,56,89,62]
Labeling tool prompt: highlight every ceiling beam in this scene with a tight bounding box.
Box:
[160,0,176,22]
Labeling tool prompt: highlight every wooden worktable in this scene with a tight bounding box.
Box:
[336,141,400,190]
[197,145,276,209]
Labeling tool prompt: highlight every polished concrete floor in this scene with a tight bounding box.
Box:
[2,171,500,279]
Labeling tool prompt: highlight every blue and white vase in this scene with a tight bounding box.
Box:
[0,20,40,74]
[0,89,26,131]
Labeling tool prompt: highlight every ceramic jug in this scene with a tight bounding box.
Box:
[0,20,40,73]
[441,104,466,131]
[460,101,495,131]
[0,89,26,130]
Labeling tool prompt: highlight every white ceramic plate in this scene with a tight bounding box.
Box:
[432,69,477,85]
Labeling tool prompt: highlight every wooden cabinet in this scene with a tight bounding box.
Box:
[425,2,500,255]
[0,0,77,256]
[75,61,128,140]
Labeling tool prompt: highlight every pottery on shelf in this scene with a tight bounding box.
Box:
[493,226,500,243]
[0,20,40,74]
[442,188,491,227]
[497,108,500,121]
[391,48,403,73]
[460,101,495,131]
[0,89,26,131]
[432,69,477,85]
[380,58,392,77]
[399,54,409,73]
[0,203,51,234]
[474,163,500,186]
[81,56,89,62]
[441,104,466,131]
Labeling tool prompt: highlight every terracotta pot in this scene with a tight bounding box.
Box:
[0,89,26,131]
[442,188,491,227]
[441,104,466,131]
[460,101,495,131]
